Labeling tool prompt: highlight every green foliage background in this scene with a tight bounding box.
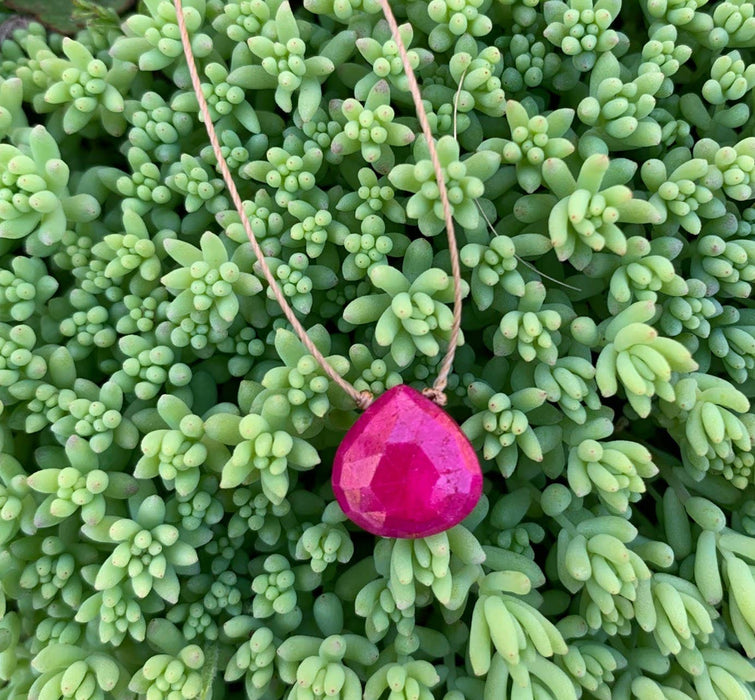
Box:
[0,0,753,698]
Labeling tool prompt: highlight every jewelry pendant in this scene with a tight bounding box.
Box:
[332,385,482,539]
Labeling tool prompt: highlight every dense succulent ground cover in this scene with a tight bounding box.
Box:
[0,0,754,698]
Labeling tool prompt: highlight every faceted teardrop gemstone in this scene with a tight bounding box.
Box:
[332,385,483,539]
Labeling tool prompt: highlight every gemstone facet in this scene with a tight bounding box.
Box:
[332,385,483,538]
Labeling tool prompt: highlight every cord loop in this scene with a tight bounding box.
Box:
[422,387,448,407]
[354,390,375,411]
[174,0,462,410]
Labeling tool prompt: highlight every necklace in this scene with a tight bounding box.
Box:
[175,0,482,539]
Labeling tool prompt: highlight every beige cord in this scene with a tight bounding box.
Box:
[374,0,462,405]
[174,0,463,409]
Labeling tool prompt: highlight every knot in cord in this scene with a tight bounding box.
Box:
[354,390,374,411]
[422,387,448,407]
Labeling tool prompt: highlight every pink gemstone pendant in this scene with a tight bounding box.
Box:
[332,385,483,539]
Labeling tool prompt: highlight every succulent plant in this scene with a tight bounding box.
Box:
[482,101,575,194]
[544,0,623,72]
[330,80,415,171]
[41,37,132,136]
[236,1,335,120]
[1,4,755,700]
[541,154,662,269]
[388,135,500,237]
[0,125,100,249]
[344,240,468,367]
[596,301,698,417]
